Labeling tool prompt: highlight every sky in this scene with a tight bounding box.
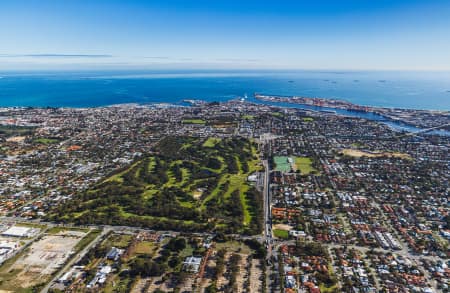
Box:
[1,0,450,71]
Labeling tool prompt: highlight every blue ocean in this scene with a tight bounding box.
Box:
[0,70,449,110]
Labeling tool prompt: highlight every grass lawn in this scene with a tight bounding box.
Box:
[273,229,289,239]
[202,137,221,147]
[106,234,133,249]
[215,240,252,254]
[15,222,47,229]
[33,138,59,144]
[341,149,412,160]
[302,117,314,122]
[47,226,89,234]
[320,283,339,293]
[294,156,317,174]
[182,119,206,124]
[74,229,101,251]
[103,160,141,184]
[0,249,35,293]
[274,156,291,172]
[104,275,133,293]
[134,241,155,255]
[271,112,284,117]
[179,243,195,259]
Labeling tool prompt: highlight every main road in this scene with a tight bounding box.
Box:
[262,160,271,242]
[262,159,276,292]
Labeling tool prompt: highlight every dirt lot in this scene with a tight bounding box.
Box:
[5,136,26,143]
[273,224,293,231]
[249,259,263,293]
[3,232,85,289]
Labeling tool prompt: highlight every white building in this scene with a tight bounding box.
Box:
[1,226,38,238]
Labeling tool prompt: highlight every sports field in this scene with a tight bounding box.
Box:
[274,156,291,172]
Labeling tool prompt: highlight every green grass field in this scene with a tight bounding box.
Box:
[46,226,89,234]
[74,229,102,251]
[294,156,317,174]
[134,241,154,254]
[274,156,291,172]
[33,138,60,144]
[273,229,289,239]
[182,119,206,124]
[202,137,221,147]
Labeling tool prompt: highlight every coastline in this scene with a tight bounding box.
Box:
[252,93,450,133]
[2,96,450,136]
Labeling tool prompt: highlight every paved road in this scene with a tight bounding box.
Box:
[262,159,271,242]
[262,159,276,293]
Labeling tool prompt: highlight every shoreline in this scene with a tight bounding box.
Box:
[253,94,450,132]
[1,96,449,136]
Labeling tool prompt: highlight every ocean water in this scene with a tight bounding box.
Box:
[0,70,449,110]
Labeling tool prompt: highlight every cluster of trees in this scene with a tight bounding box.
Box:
[138,157,169,185]
[245,187,264,235]
[156,136,192,159]
[294,241,330,261]
[206,157,222,169]
[171,163,183,182]
[224,190,244,230]
[147,187,200,221]
[203,181,230,219]
[129,257,165,277]
[48,136,261,234]
[204,249,246,293]
[166,237,187,251]
[227,253,242,292]
[243,239,266,259]
[204,248,227,292]
[77,242,109,266]
[0,124,35,137]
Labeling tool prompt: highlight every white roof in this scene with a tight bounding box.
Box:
[1,226,33,237]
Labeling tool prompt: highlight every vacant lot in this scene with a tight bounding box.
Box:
[0,232,85,291]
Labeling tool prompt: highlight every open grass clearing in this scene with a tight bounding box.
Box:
[294,156,317,174]
[182,119,206,124]
[215,240,252,255]
[33,138,60,144]
[341,148,412,160]
[273,229,289,239]
[46,226,89,235]
[202,137,221,147]
[134,241,155,255]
